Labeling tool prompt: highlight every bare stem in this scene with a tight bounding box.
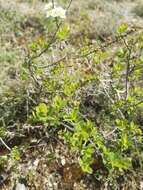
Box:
[120,35,132,100]
[0,137,11,151]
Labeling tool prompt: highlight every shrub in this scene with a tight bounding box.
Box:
[26,19,143,179]
[1,0,143,187]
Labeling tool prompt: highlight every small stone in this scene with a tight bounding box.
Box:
[61,157,66,166]
[33,159,39,167]
[15,183,27,190]
[140,181,143,190]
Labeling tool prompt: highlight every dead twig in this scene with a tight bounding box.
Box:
[0,137,11,151]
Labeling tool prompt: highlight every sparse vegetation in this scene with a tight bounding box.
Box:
[133,3,143,18]
[0,0,143,189]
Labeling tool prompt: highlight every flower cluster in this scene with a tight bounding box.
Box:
[44,2,66,19]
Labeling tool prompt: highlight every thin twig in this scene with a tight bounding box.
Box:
[80,29,136,58]
[101,81,125,119]
[103,128,117,138]
[29,0,73,61]
[34,55,67,68]
[0,137,11,151]
[25,0,73,87]
[120,35,132,100]
[60,122,74,132]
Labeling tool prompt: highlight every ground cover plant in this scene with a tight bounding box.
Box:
[0,0,143,189]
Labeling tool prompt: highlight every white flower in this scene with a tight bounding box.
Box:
[44,3,66,19]
[44,2,56,11]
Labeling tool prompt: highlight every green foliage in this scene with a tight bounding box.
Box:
[57,24,70,40]
[11,146,20,161]
[117,23,128,34]
[0,127,6,137]
[1,1,143,188]
[0,155,8,168]
[27,22,143,178]
[79,144,95,173]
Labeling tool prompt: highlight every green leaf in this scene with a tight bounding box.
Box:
[79,158,93,174]
[11,146,20,161]
[117,23,128,34]
[120,133,129,150]
[52,95,67,111]
[57,24,70,40]
[35,103,48,117]
[108,152,131,170]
